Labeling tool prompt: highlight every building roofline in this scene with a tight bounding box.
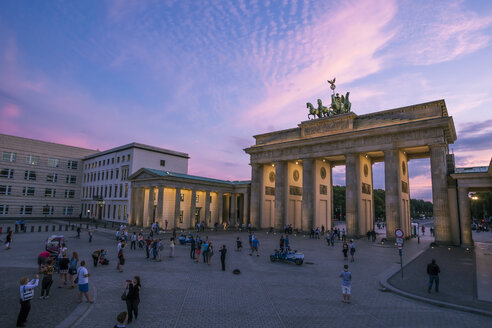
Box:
[129,168,250,186]
[83,142,189,160]
[0,133,98,153]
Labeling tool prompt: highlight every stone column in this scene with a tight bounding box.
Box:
[137,187,144,226]
[190,189,197,229]
[250,164,262,228]
[243,192,249,225]
[218,192,224,225]
[384,149,399,240]
[146,187,155,227]
[430,144,452,244]
[130,187,138,225]
[301,158,315,231]
[156,186,164,225]
[174,187,181,228]
[345,153,359,238]
[458,187,473,246]
[205,191,211,226]
[230,193,236,227]
[274,161,287,230]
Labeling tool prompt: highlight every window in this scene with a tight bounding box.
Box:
[117,157,120,163]
[124,184,128,198]
[179,210,183,223]
[112,158,114,164]
[63,206,74,216]
[104,186,108,198]
[107,205,110,218]
[180,193,184,201]
[0,185,12,195]
[0,204,8,215]
[109,185,112,198]
[2,151,16,162]
[20,205,33,215]
[44,188,56,197]
[23,187,35,196]
[160,160,166,167]
[113,205,116,219]
[42,205,54,215]
[123,205,127,220]
[209,196,212,203]
[0,168,14,179]
[121,166,129,181]
[196,194,199,203]
[127,154,130,161]
[119,184,123,198]
[24,170,36,180]
[110,170,113,180]
[115,168,119,179]
[97,172,100,181]
[66,175,77,184]
[118,205,121,219]
[67,160,78,170]
[106,170,109,180]
[65,190,75,198]
[46,173,58,182]
[114,184,118,197]
[26,155,39,165]
[47,158,59,168]
[98,161,101,167]
[96,186,100,197]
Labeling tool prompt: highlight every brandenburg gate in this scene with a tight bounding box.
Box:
[244,86,459,244]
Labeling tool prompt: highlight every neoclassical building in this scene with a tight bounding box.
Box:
[244,99,463,244]
[129,169,250,230]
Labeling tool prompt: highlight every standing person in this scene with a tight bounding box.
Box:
[76,261,93,303]
[219,245,227,271]
[427,259,440,293]
[117,243,126,272]
[37,251,50,273]
[349,240,356,262]
[17,274,39,327]
[279,235,285,249]
[125,276,141,323]
[5,230,13,250]
[137,233,144,248]
[76,226,81,239]
[421,226,425,236]
[195,238,202,263]
[157,239,164,262]
[250,237,260,256]
[202,240,209,263]
[116,229,120,241]
[284,235,290,250]
[144,237,152,259]
[339,264,352,303]
[88,228,93,243]
[342,241,349,260]
[92,249,101,267]
[190,236,196,259]
[130,233,137,250]
[69,252,79,288]
[58,252,70,287]
[40,260,54,299]
[207,242,214,265]
[169,237,175,258]
[236,237,243,251]
[342,228,346,241]
[165,220,168,230]
[330,231,335,246]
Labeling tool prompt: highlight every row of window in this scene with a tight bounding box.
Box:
[0,204,74,216]
[0,186,76,198]
[83,184,129,199]
[83,165,130,183]
[82,203,127,220]
[2,152,78,169]
[0,169,77,183]
[84,154,131,170]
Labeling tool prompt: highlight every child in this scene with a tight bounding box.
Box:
[114,311,128,328]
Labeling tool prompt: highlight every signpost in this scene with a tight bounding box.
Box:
[395,229,404,278]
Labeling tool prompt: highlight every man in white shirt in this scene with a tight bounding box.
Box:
[77,261,93,303]
[17,274,39,327]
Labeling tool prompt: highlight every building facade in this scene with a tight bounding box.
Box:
[80,143,189,223]
[0,134,97,218]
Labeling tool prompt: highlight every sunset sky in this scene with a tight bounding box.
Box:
[1,0,492,201]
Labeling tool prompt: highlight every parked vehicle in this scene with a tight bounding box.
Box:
[270,248,304,265]
[45,235,65,254]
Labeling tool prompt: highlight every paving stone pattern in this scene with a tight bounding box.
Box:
[1,229,491,328]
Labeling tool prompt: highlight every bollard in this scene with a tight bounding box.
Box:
[72,225,74,231]
[65,225,68,231]
[30,226,34,232]
[86,224,89,229]
[38,226,42,232]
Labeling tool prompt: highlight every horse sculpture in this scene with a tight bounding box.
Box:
[317,99,334,117]
[331,92,351,114]
[307,102,319,119]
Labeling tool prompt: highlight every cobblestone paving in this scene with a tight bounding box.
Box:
[1,229,491,328]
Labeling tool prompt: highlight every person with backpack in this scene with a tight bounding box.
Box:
[17,274,39,327]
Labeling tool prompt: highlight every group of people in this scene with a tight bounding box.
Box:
[365,230,377,242]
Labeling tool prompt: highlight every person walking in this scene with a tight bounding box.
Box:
[236,237,243,251]
[40,259,54,299]
[349,240,356,262]
[208,242,214,265]
[340,264,352,303]
[17,274,39,327]
[5,230,13,250]
[69,252,79,288]
[330,231,335,246]
[219,245,227,271]
[76,261,93,303]
[169,237,175,258]
[342,241,349,260]
[130,233,137,250]
[125,276,141,323]
[138,233,144,248]
[427,259,440,293]
[190,236,196,259]
[117,243,126,272]
[88,228,93,243]
[202,240,209,264]
[195,238,202,263]
[250,237,260,256]
[58,252,70,287]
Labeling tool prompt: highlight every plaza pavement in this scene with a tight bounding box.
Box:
[1,224,492,328]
